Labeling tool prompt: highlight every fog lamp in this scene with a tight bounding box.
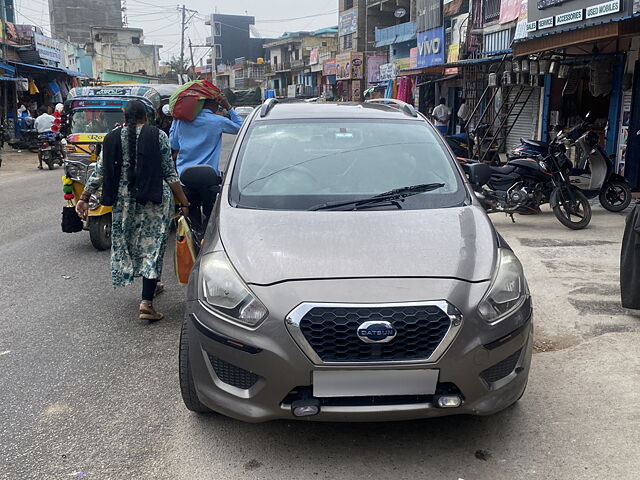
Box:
[435,395,462,408]
[292,399,320,417]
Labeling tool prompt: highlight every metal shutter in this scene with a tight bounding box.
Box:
[506,87,541,150]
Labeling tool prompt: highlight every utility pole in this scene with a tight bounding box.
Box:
[188,38,195,80]
[179,5,186,76]
[1,0,8,123]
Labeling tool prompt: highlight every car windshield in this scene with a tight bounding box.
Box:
[230,119,466,211]
[70,109,124,134]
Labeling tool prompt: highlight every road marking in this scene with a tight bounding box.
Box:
[0,350,10,356]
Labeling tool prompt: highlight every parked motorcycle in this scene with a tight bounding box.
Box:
[463,132,592,230]
[445,124,500,164]
[8,117,41,153]
[38,132,65,170]
[509,114,631,212]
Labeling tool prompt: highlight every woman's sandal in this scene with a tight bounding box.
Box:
[139,301,164,321]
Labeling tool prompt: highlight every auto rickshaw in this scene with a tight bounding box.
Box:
[62,84,178,250]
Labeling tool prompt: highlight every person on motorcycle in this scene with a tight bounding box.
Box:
[169,93,243,233]
[34,107,56,169]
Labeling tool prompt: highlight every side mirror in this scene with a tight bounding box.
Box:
[466,162,492,186]
[180,165,221,193]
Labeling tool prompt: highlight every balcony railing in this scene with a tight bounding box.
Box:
[483,0,501,22]
[273,62,292,72]
[291,59,306,69]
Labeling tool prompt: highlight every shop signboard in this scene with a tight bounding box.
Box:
[447,43,460,64]
[528,0,632,34]
[379,63,397,81]
[416,0,442,32]
[395,57,411,73]
[416,26,445,68]
[586,0,621,18]
[336,53,351,80]
[309,48,319,65]
[34,32,62,64]
[323,58,337,76]
[409,47,418,69]
[367,55,387,84]
[339,10,358,36]
[351,53,364,79]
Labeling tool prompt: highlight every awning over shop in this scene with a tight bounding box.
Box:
[0,61,16,76]
[0,76,26,81]
[374,22,416,48]
[445,54,511,68]
[10,61,63,73]
[419,74,459,85]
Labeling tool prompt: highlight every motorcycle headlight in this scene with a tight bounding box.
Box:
[199,251,268,327]
[478,249,528,324]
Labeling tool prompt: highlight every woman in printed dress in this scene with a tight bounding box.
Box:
[76,100,190,321]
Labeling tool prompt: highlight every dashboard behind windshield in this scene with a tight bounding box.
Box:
[70,109,124,134]
[230,119,466,211]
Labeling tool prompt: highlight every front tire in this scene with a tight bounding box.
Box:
[179,319,213,413]
[88,213,112,251]
[552,187,592,230]
[599,180,632,212]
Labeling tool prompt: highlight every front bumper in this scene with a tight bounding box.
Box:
[185,279,533,423]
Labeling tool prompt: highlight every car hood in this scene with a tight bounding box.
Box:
[218,205,497,285]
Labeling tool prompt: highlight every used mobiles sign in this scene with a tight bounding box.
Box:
[417,26,445,69]
[527,0,626,33]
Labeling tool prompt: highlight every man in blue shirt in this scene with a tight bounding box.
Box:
[170,96,243,232]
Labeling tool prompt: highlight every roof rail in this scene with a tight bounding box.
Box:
[365,98,418,118]
[260,97,278,117]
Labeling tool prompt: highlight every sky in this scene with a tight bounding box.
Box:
[13,0,340,63]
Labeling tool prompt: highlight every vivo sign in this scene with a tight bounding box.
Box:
[417,26,445,68]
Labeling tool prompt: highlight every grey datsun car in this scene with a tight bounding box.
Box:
[179,99,533,422]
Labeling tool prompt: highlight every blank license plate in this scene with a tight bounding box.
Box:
[313,369,439,398]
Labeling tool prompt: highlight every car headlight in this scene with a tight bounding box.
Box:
[478,249,528,324]
[199,251,268,327]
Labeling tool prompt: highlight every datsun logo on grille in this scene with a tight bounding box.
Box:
[357,321,397,344]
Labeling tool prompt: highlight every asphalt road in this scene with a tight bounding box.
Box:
[0,140,638,479]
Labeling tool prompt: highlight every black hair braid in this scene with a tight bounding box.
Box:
[123,100,146,188]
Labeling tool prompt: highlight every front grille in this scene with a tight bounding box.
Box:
[207,354,259,389]
[480,349,522,383]
[298,305,451,362]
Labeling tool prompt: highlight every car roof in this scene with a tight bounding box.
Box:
[252,102,424,122]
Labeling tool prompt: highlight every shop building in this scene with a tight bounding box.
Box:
[514,1,640,184]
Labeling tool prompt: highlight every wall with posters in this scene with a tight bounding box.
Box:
[336,52,364,80]
[417,27,445,68]
[367,55,387,84]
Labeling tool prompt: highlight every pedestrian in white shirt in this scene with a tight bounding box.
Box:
[432,98,451,136]
[34,107,55,133]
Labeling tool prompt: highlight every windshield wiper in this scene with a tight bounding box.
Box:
[308,183,446,211]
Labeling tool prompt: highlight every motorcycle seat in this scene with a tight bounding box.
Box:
[490,165,517,175]
[521,138,548,148]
